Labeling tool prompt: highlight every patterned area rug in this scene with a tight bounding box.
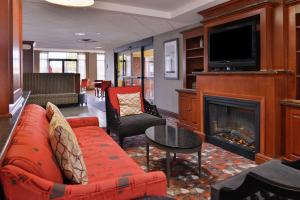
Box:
[114,134,256,200]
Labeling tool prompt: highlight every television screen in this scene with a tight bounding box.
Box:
[208,20,258,69]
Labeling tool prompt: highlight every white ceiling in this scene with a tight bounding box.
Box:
[23,0,228,51]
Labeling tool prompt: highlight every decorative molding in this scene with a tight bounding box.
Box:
[34,48,105,54]
[284,0,300,6]
[199,0,277,22]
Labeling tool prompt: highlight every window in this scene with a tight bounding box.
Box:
[39,52,49,73]
[78,53,86,79]
[97,54,105,80]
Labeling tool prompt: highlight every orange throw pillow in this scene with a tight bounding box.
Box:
[117,92,143,117]
[49,113,88,184]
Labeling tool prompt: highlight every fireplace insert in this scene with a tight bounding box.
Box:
[204,96,260,160]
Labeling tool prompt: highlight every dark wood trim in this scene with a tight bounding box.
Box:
[285,0,300,6]
[114,37,153,53]
[157,108,179,119]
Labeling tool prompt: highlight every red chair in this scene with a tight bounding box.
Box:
[94,80,103,97]
[100,81,112,97]
[105,86,166,147]
[80,79,89,91]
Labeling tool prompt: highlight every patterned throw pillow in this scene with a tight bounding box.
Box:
[117,92,143,117]
[46,102,61,121]
[49,113,88,184]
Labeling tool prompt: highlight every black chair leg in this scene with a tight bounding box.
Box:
[119,136,124,148]
[106,128,111,135]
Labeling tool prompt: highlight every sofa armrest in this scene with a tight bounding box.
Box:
[63,171,167,200]
[67,117,99,128]
[1,165,57,200]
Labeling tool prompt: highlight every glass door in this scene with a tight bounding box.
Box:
[116,47,154,102]
[144,48,154,103]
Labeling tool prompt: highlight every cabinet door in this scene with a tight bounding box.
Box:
[190,97,200,127]
[286,107,300,160]
[179,94,191,122]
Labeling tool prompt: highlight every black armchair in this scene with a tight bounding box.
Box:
[105,86,166,148]
[211,159,300,200]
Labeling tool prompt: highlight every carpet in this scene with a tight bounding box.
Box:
[115,134,256,200]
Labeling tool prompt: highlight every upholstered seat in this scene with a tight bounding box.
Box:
[118,113,166,137]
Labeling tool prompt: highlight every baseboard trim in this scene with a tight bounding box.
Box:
[255,153,272,164]
[157,108,179,119]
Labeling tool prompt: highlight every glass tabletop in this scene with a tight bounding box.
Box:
[145,125,202,149]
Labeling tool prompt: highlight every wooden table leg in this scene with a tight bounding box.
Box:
[198,151,201,176]
[166,151,171,187]
[146,143,149,171]
[173,153,176,161]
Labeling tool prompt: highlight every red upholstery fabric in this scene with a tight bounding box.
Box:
[67,117,99,129]
[0,104,167,200]
[108,86,145,114]
[3,104,63,184]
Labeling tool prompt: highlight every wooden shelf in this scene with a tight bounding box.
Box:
[186,47,203,51]
[296,75,300,78]
[296,26,300,29]
[187,56,204,59]
[187,74,197,77]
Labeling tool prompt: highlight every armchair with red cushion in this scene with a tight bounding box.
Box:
[105,86,166,147]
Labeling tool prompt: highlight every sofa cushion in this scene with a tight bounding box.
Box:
[73,126,144,183]
[49,113,88,184]
[117,92,143,117]
[108,86,145,114]
[117,113,166,136]
[3,104,64,183]
[28,93,78,106]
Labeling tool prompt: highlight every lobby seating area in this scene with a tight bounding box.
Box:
[2,0,300,200]
[23,73,81,106]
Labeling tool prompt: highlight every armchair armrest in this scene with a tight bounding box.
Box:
[64,171,167,199]
[143,99,162,118]
[282,158,300,170]
[105,95,121,129]
[67,117,99,128]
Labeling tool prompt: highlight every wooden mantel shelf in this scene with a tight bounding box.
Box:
[192,70,293,76]
[281,99,300,108]
[175,88,197,94]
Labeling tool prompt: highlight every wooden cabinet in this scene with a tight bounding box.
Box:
[177,89,200,130]
[282,100,300,160]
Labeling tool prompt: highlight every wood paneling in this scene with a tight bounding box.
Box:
[0,0,23,117]
[281,99,300,160]
[177,90,201,131]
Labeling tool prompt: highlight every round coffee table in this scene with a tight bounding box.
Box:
[145,125,203,187]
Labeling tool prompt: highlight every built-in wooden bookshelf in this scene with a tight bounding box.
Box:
[182,26,204,89]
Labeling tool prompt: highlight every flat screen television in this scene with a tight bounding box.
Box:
[208,19,259,70]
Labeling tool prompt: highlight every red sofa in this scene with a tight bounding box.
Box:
[0,104,167,200]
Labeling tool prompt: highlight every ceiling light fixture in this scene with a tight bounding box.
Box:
[45,0,95,7]
[95,47,102,49]
[75,32,86,36]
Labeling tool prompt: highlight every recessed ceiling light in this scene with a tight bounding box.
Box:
[45,0,94,7]
[95,47,102,49]
[96,33,101,35]
[75,32,86,36]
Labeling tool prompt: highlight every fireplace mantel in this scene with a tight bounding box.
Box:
[196,73,290,163]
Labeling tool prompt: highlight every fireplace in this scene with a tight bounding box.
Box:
[204,96,260,160]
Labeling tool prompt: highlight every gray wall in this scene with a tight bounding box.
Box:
[153,31,184,113]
